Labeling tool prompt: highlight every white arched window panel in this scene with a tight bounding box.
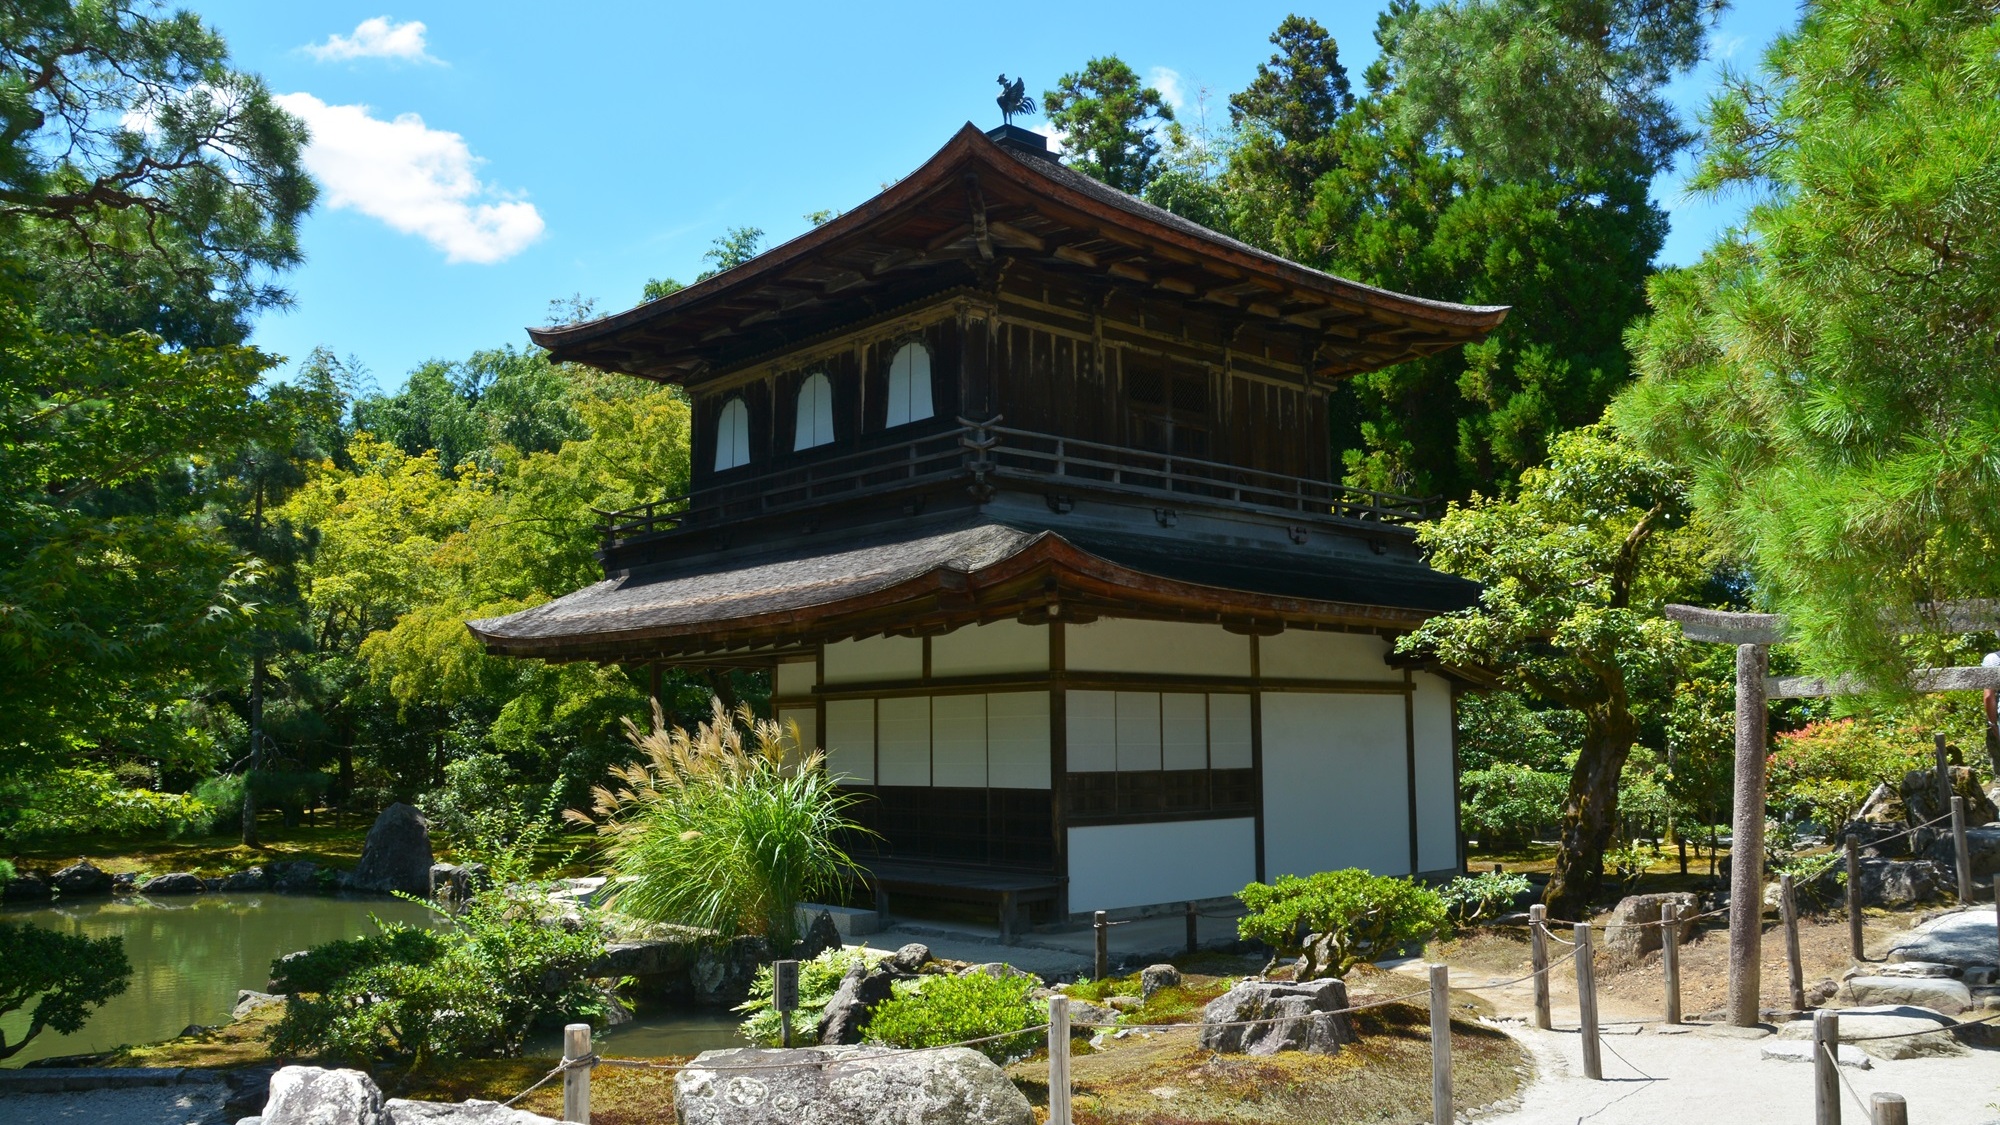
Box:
[713,397,750,471]
[885,343,934,427]
[793,372,835,451]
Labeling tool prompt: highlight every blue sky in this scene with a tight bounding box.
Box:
[185,2,1801,394]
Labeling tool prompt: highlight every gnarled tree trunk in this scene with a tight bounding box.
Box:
[1543,709,1639,921]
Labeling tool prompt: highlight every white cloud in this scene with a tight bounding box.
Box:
[303,17,441,64]
[276,93,544,264]
[1030,122,1067,156]
[1149,66,1186,114]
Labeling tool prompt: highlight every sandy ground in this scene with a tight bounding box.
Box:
[0,1082,226,1125]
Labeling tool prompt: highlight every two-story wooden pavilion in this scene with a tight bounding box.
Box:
[470,123,1507,930]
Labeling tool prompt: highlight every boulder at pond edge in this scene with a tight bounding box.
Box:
[347,803,435,896]
[675,1045,1032,1125]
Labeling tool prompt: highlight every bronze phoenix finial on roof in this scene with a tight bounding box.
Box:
[996,74,1034,125]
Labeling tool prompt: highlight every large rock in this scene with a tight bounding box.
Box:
[1139,963,1181,1000]
[51,861,114,897]
[674,1045,1032,1125]
[234,989,285,1020]
[1836,975,1973,1015]
[796,909,843,962]
[1854,858,1943,907]
[1197,978,1355,1056]
[348,803,434,896]
[222,866,271,893]
[1603,893,1697,968]
[143,871,206,895]
[1886,907,2000,970]
[1899,764,1997,829]
[885,943,931,973]
[261,1065,390,1125]
[817,962,897,1045]
[268,861,325,894]
[1937,824,2000,880]
[2,872,52,901]
[693,934,771,1007]
[1774,1005,1969,1060]
[256,1065,562,1125]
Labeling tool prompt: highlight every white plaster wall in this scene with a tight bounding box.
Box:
[824,699,874,784]
[877,696,931,785]
[931,694,988,787]
[823,635,923,684]
[1260,692,1412,878]
[1067,818,1258,912]
[1412,673,1459,873]
[1066,689,1117,772]
[930,619,1048,677]
[1258,631,1399,682]
[1208,694,1253,768]
[986,691,1051,789]
[1114,691,1162,771]
[1162,693,1207,770]
[774,659,816,698]
[1066,619,1252,678]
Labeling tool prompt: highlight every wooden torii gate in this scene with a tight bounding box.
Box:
[1664,603,2000,1027]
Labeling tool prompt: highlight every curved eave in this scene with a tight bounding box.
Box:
[529,124,1508,382]
[466,529,1443,663]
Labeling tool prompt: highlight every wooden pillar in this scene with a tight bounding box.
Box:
[1661,900,1681,1025]
[1812,1010,1840,1125]
[1845,835,1864,960]
[1780,873,1805,1012]
[1729,642,1769,1028]
[1529,903,1551,1030]
[1429,963,1452,1125]
[1575,923,1601,1080]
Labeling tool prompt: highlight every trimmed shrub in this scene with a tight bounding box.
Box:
[864,972,1045,1061]
[736,945,876,1046]
[1236,869,1446,978]
[1439,870,1533,927]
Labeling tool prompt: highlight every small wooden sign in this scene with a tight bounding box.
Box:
[773,960,800,1012]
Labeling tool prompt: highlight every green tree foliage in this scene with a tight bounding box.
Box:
[575,700,867,954]
[1399,425,1715,917]
[1044,57,1175,194]
[1222,15,1354,246]
[0,922,132,1059]
[1616,0,2000,681]
[737,945,876,1046]
[1236,869,1446,978]
[1293,0,1711,496]
[697,226,764,281]
[0,2,313,803]
[1437,869,1533,927]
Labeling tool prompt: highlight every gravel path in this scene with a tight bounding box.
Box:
[0,1082,227,1125]
[1478,1020,2000,1125]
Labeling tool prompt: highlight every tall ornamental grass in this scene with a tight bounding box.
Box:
[570,698,868,952]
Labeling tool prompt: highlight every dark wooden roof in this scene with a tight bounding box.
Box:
[529,124,1508,385]
[466,516,1476,662]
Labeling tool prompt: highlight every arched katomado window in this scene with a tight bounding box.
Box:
[714,397,750,471]
[793,372,835,451]
[884,343,934,428]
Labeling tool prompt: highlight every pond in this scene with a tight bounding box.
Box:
[1,893,745,1067]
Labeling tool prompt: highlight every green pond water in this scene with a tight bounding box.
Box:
[1,893,744,1067]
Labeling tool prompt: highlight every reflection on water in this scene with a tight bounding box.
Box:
[1,893,745,1066]
[1,892,440,1067]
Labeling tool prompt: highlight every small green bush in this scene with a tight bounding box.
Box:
[864,972,1045,1061]
[1236,869,1446,978]
[1438,870,1533,928]
[268,890,606,1065]
[736,945,876,1046]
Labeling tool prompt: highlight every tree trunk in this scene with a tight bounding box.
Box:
[242,654,262,847]
[1543,712,1638,920]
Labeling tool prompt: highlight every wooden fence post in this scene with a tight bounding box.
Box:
[1429,963,1452,1125]
[1812,1009,1840,1125]
[1729,642,1770,1028]
[1780,874,1806,1013]
[1186,901,1198,954]
[562,1023,591,1125]
[1951,795,1973,902]
[1933,734,1952,826]
[1661,900,1681,1025]
[1869,1092,1907,1125]
[1529,904,1551,1030]
[1047,995,1072,1125]
[1575,923,1601,1081]
[1845,835,1864,960]
[1093,911,1108,981]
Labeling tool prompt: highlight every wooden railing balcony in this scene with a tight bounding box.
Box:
[595,418,1437,547]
